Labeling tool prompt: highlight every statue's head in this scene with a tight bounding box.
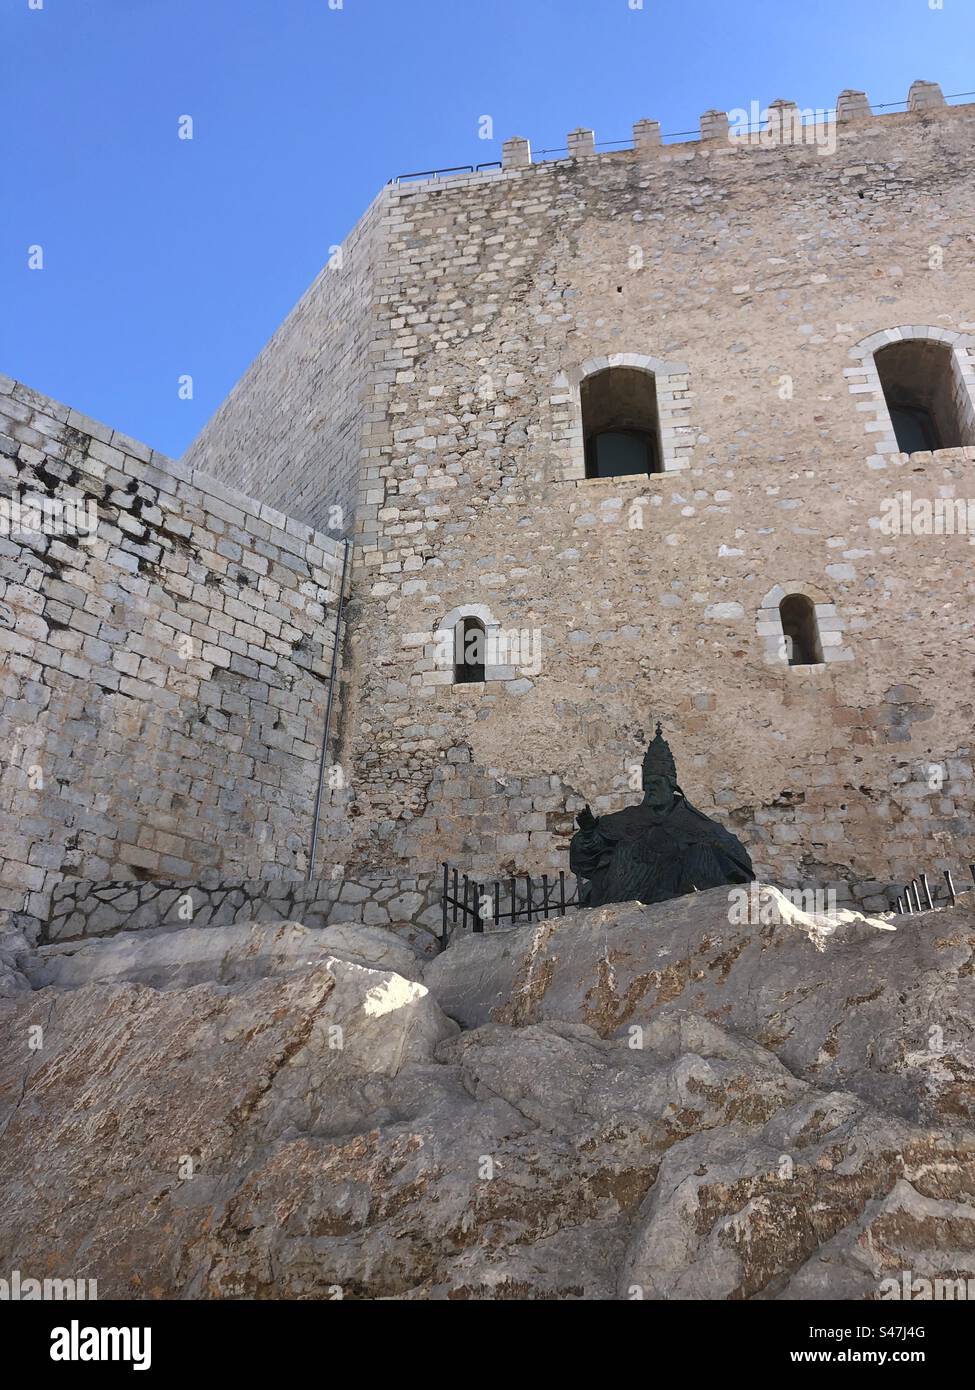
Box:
[641,723,678,809]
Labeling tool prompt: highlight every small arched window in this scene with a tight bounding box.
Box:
[779,595,823,666]
[874,340,968,454]
[581,367,661,478]
[454,617,486,684]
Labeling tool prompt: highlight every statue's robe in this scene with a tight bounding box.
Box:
[569,794,754,908]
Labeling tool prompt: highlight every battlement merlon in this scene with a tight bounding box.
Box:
[501,79,961,169]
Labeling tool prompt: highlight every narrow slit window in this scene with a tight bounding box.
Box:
[779,595,823,666]
[454,617,486,684]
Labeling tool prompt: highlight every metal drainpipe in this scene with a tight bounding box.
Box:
[307,537,351,881]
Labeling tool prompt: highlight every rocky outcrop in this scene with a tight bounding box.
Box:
[0,942,455,1299]
[425,886,975,1128]
[1,892,972,1299]
[32,920,424,990]
[0,918,38,997]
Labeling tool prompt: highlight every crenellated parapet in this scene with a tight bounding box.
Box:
[502,79,958,168]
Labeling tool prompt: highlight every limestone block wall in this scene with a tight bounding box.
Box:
[181,186,389,536]
[336,96,975,903]
[0,377,345,919]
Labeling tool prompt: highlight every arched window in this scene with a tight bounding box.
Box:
[779,595,823,666]
[874,340,967,454]
[581,367,661,478]
[454,617,486,684]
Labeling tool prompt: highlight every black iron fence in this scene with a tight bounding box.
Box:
[892,866,975,914]
[438,860,975,950]
[440,863,582,949]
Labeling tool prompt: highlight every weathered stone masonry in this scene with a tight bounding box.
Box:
[181,188,388,537]
[5,84,975,925]
[334,90,975,908]
[0,376,344,920]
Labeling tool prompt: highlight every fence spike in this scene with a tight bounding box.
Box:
[944,869,956,906]
[920,872,934,910]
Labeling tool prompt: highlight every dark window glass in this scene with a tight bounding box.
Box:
[585,429,655,479]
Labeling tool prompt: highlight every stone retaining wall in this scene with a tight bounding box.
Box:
[43,872,443,957]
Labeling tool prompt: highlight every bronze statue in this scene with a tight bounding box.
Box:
[569,724,754,908]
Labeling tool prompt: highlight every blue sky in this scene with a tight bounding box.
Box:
[2,0,972,458]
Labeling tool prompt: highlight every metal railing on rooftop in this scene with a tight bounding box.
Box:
[389,89,975,184]
[389,161,501,185]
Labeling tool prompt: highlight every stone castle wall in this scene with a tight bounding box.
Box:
[333,96,975,906]
[181,187,389,537]
[0,376,345,920]
[6,89,975,923]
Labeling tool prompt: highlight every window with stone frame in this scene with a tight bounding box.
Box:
[779,594,824,666]
[454,617,486,684]
[874,340,970,454]
[581,367,662,478]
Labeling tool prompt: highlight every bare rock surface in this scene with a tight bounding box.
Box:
[0,919,39,997]
[1,904,973,1300]
[31,920,424,990]
[424,885,975,1127]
